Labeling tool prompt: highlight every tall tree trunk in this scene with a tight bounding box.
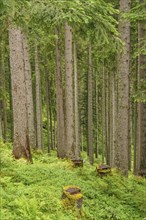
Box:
[50,105,53,150]
[81,125,84,151]
[35,43,43,150]
[1,45,7,142]
[128,94,132,171]
[110,72,118,167]
[9,27,32,161]
[8,55,13,141]
[137,12,146,173]
[0,101,2,140]
[22,33,36,148]
[0,40,3,140]
[65,23,76,159]
[102,64,106,164]
[110,72,114,167]
[88,43,93,165]
[53,112,56,149]
[74,40,80,158]
[133,100,138,174]
[106,72,110,165]
[117,0,131,176]
[133,57,138,174]
[45,61,50,153]
[95,71,98,158]
[2,96,7,142]
[56,29,66,158]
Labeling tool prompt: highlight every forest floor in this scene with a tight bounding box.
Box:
[0,142,146,220]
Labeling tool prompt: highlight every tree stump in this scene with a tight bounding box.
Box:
[96,164,111,177]
[62,186,83,209]
[71,159,83,167]
[138,170,146,177]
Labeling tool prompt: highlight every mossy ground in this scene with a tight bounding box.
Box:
[0,142,146,220]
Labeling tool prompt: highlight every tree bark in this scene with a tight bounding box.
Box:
[74,40,80,158]
[9,27,32,161]
[0,44,7,142]
[137,12,146,172]
[0,41,3,140]
[55,28,66,157]
[102,64,106,164]
[65,23,76,159]
[45,60,51,153]
[22,33,36,148]
[0,101,2,140]
[110,72,114,167]
[106,72,110,165]
[88,43,93,165]
[110,72,118,167]
[56,29,66,158]
[35,43,43,150]
[95,71,98,159]
[50,105,53,150]
[117,0,131,176]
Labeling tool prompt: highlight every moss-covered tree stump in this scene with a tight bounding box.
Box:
[96,164,111,177]
[71,159,83,167]
[62,186,83,209]
[138,169,146,177]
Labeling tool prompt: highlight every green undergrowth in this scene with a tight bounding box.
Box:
[0,142,146,220]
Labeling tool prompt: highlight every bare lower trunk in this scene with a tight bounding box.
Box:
[8,59,13,141]
[133,101,137,174]
[55,29,65,156]
[0,101,2,140]
[50,106,53,150]
[110,73,113,167]
[110,72,116,167]
[45,61,50,153]
[0,46,7,141]
[102,64,106,164]
[95,71,98,158]
[117,0,131,176]
[22,33,36,148]
[106,72,110,165]
[3,99,7,141]
[74,40,80,158]
[9,27,32,161]
[0,42,3,140]
[53,113,56,149]
[35,43,43,150]
[65,23,75,159]
[88,43,93,165]
[137,15,146,172]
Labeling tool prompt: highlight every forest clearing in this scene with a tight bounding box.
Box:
[0,0,146,219]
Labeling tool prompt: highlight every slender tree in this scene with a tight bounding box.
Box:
[45,59,51,153]
[95,71,99,158]
[102,64,106,164]
[22,33,36,148]
[0,101,2,140]
[1,45,7,142]
[35,42,43,150]
[74,40,80,158]
[88,43,93,165]
[110,72,116,167]
[0,41,3,140]
[55,28,65,158]
[137,6,146,174]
